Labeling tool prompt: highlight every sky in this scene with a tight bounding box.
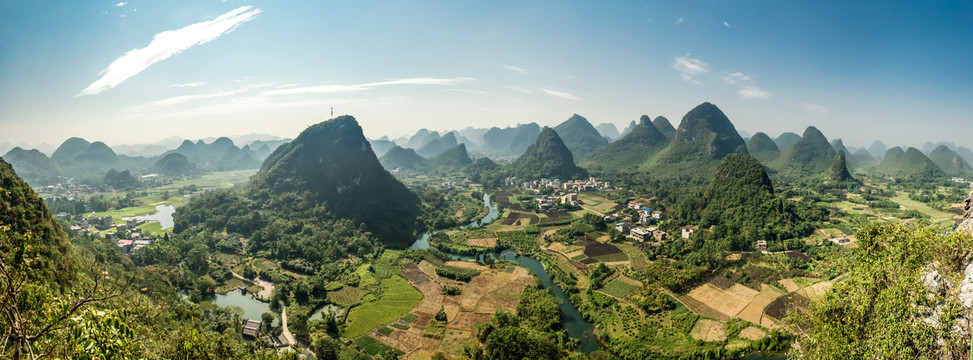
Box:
[2,0,972,150]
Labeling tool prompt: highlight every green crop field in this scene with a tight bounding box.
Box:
[602,279,639,298]
[353,336,404,356]
[328,286,366,306]
[343,276,423,338]
[592,252,629,263]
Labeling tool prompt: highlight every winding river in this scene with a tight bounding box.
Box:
[410,192,600,353]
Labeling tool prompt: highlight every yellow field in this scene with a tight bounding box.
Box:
[690,319,726,342]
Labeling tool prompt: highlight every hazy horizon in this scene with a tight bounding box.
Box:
[2,1,972,149]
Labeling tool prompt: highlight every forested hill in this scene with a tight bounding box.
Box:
[0,157,72,284]
[507,126,587,180]
[249,115,421,244]
[645,102,749,181]
[175,115,421,250]
[675,154,822,251]
[553,114,608,158]
[583,115,669,172]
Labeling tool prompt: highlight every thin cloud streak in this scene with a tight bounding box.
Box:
[264,77,474,96]
[501,64,527,73]
[738,85,772,99]
[169,81,207,88]
[77,6,261,96]
[723,72,751,85]
[539,88,582,100]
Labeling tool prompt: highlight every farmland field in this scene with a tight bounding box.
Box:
[354,336,405,356]
[602,278,639,298]
[344,276,423,337]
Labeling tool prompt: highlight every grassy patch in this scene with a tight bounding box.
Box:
[377,326,393,336]
[137,221,171,235]
[401,313,418,323]
[891,193,956,223]
[592,252,629,262]
[328,286,366,306]
[343,276,423,338]
[602,279,639,298]
[571,253,587,260]
[422,320,446,339]
[353,336,405,356]
[390,323,409,330]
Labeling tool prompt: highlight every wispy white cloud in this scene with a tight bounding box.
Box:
[501,64,527,73]
[723,21,731,28]
[169,81,207,88]
[723,72,751,85]
[801,102,829,114]
[127,82,271,112]
[672,54,709,85]
[674,17,685,25]
[539,88,582,101]
[264,77,474,96]
[78,6,261,96]
[507,86,533,94]
[115,2,127,7]
[737,85,772,99]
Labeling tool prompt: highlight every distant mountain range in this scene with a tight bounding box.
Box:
[1,134,289,186]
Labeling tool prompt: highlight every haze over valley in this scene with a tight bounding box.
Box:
[2,1,973,359]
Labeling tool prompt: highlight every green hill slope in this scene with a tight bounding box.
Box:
[2,147,60,186]
[746,132,781,163]
[774,126,836,176]
[583,115,669,172]
[508,127,587,180]
[652,116,677,140]
[644,102,748,181]
[928,145,973,176]
[553,114,609,158]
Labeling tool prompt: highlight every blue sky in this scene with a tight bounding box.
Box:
[1,0,972,149]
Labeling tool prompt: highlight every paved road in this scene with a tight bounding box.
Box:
[279,302,296,346]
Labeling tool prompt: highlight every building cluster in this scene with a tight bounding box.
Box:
[535,192,578,210]
[37,179,99,201]
[506,176,613,193]
[437,179,472,190]
[613,201,669,243]
[70,217,158,255]
[952,177,973,186]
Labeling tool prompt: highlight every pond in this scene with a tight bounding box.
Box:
[136,204,176,230]
[210,289,278,326]
[409,193,599,353]
[309,304,346,321]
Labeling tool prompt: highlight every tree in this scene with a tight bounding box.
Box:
[435,306,448,322]
[262,312,275,327]
[0,227,135,359]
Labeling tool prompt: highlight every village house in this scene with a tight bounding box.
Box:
[681,226,696,239]
[630,227,653,242]
[615,222,631,235]
[242,319,262,339]
[755,240,768,252]
[829,237,852,245]
[647,226,666,242]
[117,240,134,254]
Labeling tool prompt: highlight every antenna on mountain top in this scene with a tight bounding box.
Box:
[331,107,334,119]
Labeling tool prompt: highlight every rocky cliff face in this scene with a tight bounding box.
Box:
[956,188,973,311]
[920,187,973,357]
